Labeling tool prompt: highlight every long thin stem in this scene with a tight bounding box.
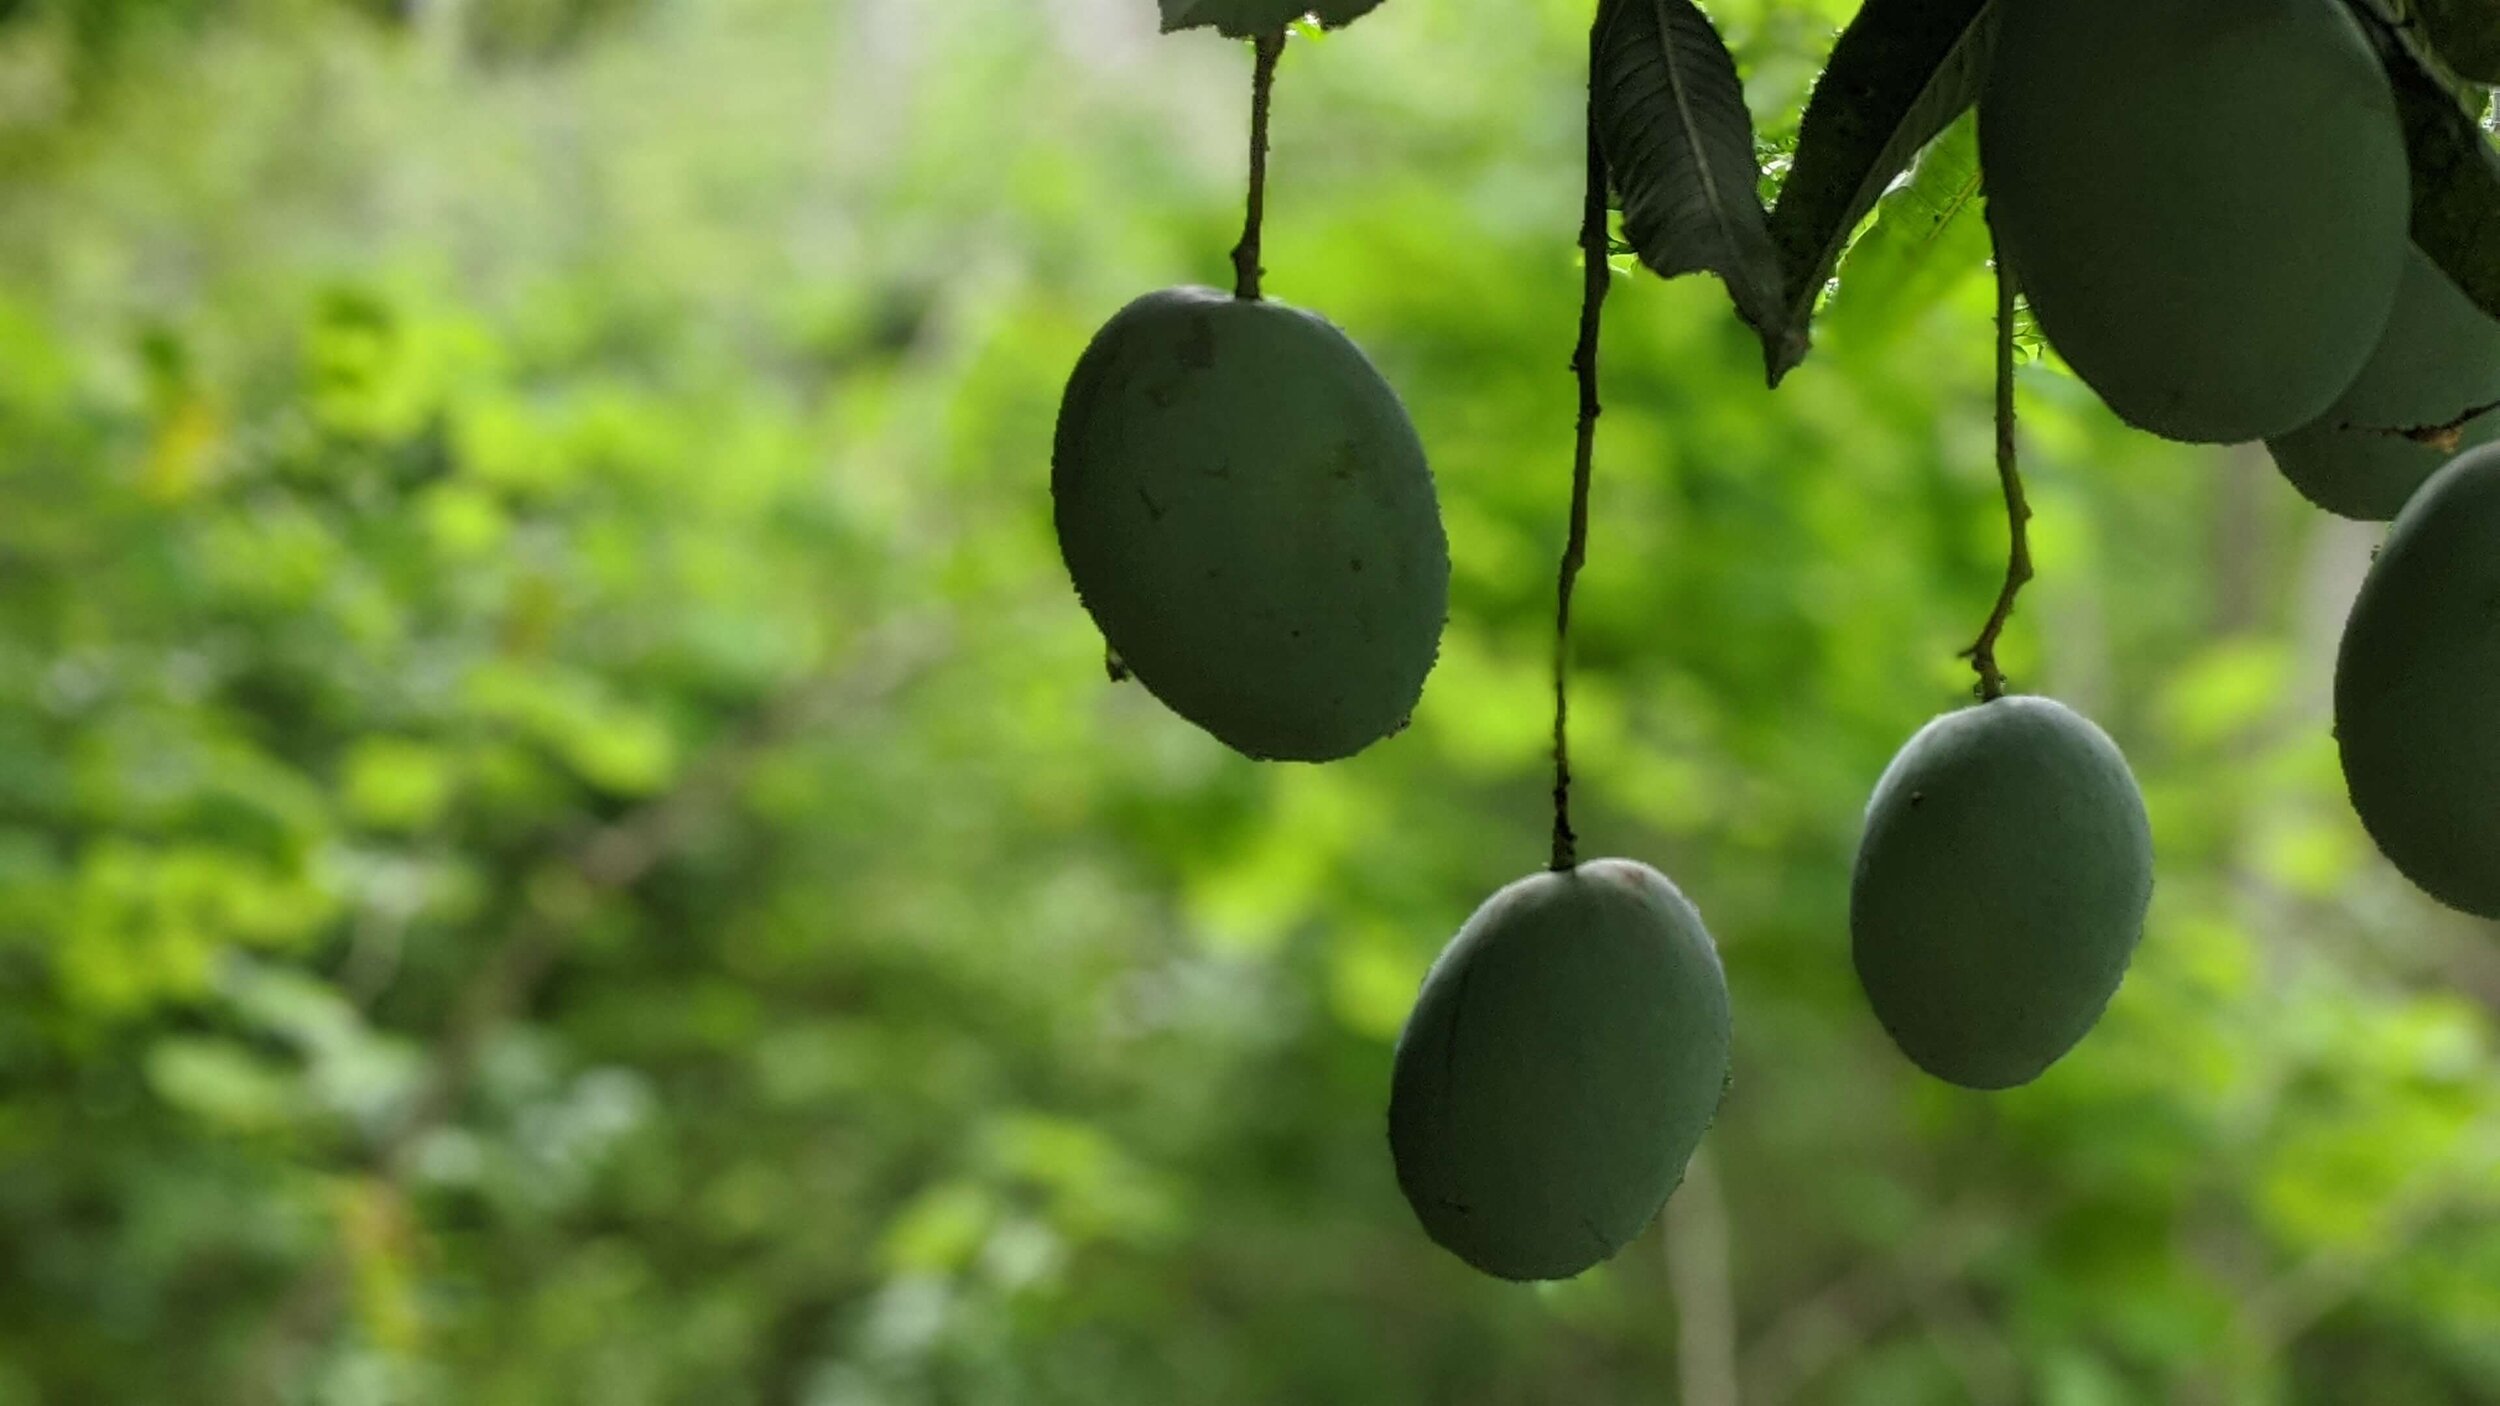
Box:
[1231,30,1286,302]
[1552,73,1611,873]
[1962,200,2030,703]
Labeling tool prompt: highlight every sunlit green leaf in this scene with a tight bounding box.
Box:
[1766,0,1995,381]
[1823,113,1986,339]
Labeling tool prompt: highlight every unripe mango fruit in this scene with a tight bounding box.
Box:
[1053,287,1449,762]
[2335,443,2500,916]
[1851,697,2154,1090]
[1981,0,2410,444]
[1388,859,1732,1282]
[2268,248,2500,520]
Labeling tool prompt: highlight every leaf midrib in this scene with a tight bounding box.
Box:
[1642,0,1756,299]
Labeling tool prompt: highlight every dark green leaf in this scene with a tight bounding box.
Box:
[1158,0,1383,37]
[2413,0,2500,85]
[1592,0,1799,378]
[2372,17,2500,320]
[1764,0,1996,384]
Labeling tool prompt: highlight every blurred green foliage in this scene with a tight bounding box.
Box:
[0,1,2496,1402]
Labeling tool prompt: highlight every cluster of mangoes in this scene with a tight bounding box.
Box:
[1986,0,2500,504]
[1987,0,2500,928]
[1051,0,2500,1286]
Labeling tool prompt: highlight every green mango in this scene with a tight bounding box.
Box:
[1981,0,2409,444]
[2268,247,2500,520]
[1851,696,2154,1090]
[2335,443,2500,916]
[1053,287,1448,762]
[1388,859,1732,1282]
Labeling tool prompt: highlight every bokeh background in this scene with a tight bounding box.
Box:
[3,0,2498,1401]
